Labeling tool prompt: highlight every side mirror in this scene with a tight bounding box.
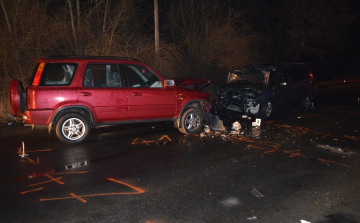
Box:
[164,79,175,87]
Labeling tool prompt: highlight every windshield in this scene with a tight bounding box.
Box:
[227,66,276,85]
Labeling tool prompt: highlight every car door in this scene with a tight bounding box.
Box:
[78,63,128,123]
[290,65,312,103]
[123,64,177,120]
[272,67,295,109]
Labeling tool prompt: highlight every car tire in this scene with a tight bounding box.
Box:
[259,99,273,120]
[178,108,203,135]
[301,95,312,111]
[56,113,90,144]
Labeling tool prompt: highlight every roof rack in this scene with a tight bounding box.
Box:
[47,55,140,62]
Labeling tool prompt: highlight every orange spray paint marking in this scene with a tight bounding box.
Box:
[230,136,254,143]
[264,150,277,154]
[20,156,39,164]
[54,171,89,175]
[289,153,306,158]
[40,191,144,202]
[264,148,280,153]
[159,135,172,141]
[29,177,62,186]
[260,141,280,153]
[248,145,265,150]
[283,150,306,158]
[20,187,43,194]
[107,178,145,193]
[262,120,275,124]
[344,135,359,141]
[316,132,335,139]
[17,149,53,154]
[44,174,64,185]
[142,140,155,145]
[70,193,87,203]
[40,178,145,202]
[131,138,155,145]
[131,138,140,145]
[317,158,350,168]
[274,124,292,128]
[25,156,34,163]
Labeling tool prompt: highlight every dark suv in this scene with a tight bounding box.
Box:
[10,56,210,144]
[215,63,314,120]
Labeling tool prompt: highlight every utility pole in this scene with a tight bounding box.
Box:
[154,0,159,66]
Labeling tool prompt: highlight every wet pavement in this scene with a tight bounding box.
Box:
[0,92,360,223]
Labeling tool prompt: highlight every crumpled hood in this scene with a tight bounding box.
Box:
[221,83,264,93]
[175,78,210,91]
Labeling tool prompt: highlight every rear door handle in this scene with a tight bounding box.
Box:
[132,92,142,96]
[80,92,92,96]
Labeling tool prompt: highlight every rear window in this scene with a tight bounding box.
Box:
[38,63,77,86]
[289,66,312,82]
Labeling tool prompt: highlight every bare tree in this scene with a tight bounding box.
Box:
[241,0,355,63]
[67,0,79,54]
[0,0,12,35]
[282,0,354,62]
[165,0,259,78]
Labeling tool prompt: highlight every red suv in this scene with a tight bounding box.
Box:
[10,56,210,144]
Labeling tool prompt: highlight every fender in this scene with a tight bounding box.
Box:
[48,105,95,133]
[174,99,211,128]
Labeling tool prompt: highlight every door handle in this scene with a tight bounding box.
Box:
[80,92,92,96]
[132,92,142,96]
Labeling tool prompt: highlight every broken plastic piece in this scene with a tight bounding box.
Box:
[203,125,211,133]
[251,188,263,197]
[231,121,241,131]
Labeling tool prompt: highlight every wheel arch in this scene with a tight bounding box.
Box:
[175,100,209,128]
[50,106,94,130]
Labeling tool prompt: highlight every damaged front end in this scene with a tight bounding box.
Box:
[217,85,262,115]
[175,78,210,91]
[216,67,274,117]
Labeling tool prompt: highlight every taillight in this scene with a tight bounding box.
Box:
[32,62,45,86]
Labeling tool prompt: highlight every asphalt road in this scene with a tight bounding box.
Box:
[0,91,359,223]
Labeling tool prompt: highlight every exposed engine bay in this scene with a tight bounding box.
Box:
[217,86,261,115]
[216,66,276,116]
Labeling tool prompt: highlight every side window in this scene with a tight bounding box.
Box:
[39,63,77,86]
[83,64,122,87]
[290,66,308,82]
[123,64,162,88]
